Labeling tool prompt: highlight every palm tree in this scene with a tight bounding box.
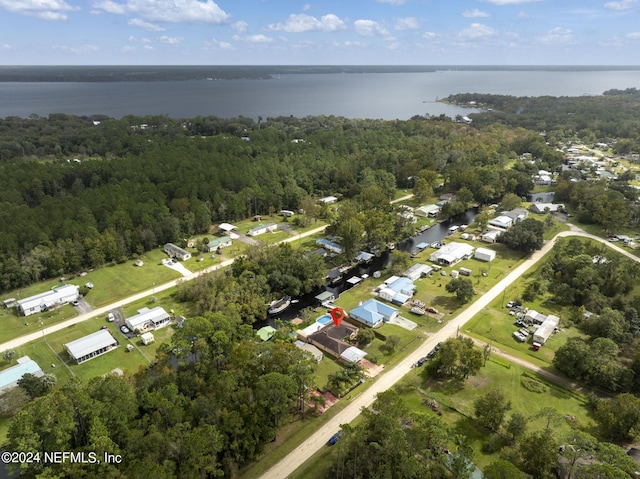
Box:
[3,349,16,364]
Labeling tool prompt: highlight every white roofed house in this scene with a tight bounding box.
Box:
[414,204,441,218]
[530,203,565,214]
[65,329,119,364]
[481,230,501,244]
[533,314,560,346]
[125,306,171,332]
[403,263,433,281]
[429,242,474,266]
[318,195,338,204]
[488,215,514,231]
[164,243,191,261]
[16,284,80,317]
[247,223,278,237]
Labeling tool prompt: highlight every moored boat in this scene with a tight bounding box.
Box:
[268,295,291,315]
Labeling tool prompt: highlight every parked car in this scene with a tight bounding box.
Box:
[120,325,130,334]
[427,346,440,359]
[425,306,439,314]
[506,301,515,308]
[415,357,428,367]
[107,312,115,322]
[513,331,526,342]
[71,300,79,306]
[328,432,342,446]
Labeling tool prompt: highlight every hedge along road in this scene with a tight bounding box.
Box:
[0,225,329,352]
[258,225,635,479]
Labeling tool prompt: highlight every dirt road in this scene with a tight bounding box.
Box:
[259,228,610,479]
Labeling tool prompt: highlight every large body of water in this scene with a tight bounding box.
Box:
[1,66,640,120]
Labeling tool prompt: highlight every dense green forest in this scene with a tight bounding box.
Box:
[6,313,320,478]
[0,113,555,293]
[447,88,640,152]
[2,89,640,296]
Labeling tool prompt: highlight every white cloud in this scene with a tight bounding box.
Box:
[0,0,79,20]
[604,0,639,11]
[483,0,541,4]
[535,27,574,45]
[459,23,497,39]
[517,11,530,19]
[268,13,346,33]
[394,17,419,30]
[91,0,127,14]
[53,43,100,54]
[354,19,389,36]
[342,40,367,47]
[422,31,439,40]
[375,0,405,4]
[206,38,233,50]
[158,35,182,44]
[626,31,640,39]
[302,4,310,11]
[91,0,230,24]
[232,34,273,44]
[463,9,490,18]
[1,43,12,49]
[232,21,248,33]
[128,18,166,31]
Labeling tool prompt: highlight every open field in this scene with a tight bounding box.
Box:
[0,249,182,344]
[290,355,593,479]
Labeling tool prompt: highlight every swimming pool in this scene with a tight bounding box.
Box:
[316,314,332,325]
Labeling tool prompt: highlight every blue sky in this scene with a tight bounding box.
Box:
[1,0,639,65]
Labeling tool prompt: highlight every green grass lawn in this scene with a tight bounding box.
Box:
[313,356,343,391]
[0,250,182,344]
[403,358,592,469]
[288,356,593,479]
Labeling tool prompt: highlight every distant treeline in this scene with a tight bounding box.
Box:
[0,65,436,82]
[447,90,640,154]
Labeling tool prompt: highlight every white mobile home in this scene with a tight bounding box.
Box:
[126,306,171,332]
[164,243,191,261]
[65,329,119,364]
[532,315,560,345]
[488,215,514,230]
[481,230,501,244]
[247,223,278,237]
[16,284,80,317]
[403,263,433,281]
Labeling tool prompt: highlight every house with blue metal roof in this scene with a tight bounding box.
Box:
[316,238,343,254]
[378,276,416,305]
[349,299,399,328]
[0,356,44,393]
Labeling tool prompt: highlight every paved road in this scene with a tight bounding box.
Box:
[0,226,329,352]
[259,226,629,479]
